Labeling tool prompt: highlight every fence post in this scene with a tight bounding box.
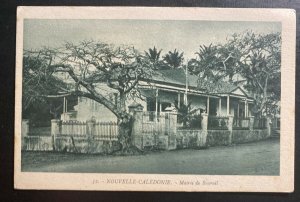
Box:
[227,115,234,145]
[198,113,208,147]
[249,116,254,131]
[167,112,177,150]
[131,107,144,150]
[51,119,61,150]
[87,119,95,139]
[21,119,29,149]
[265,116,272,137]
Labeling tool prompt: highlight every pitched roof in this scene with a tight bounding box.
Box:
[150,69,200,89]
[149,69,252,98]
[209,80,240,94]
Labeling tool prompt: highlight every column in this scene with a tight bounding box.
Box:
[207,96,210,115]
[167,112,177,150]
[227,115,234,145]
[266,117,272,138]
[218,98,222,116]
[227,95,230,115]
[237,102,240,118]
[132,109,144,150]
[63,97,66,113]
[197,113,208,148]
[22,119,29,138]
[87,119,95,139]
[155,89,158,114]
[201,113,208,131]
[249,116,254,131]
[246,100,248,117]
[178,92,181,108]
[66,98,68,112]
[21,119,29,150]
[244,100,247,118]
[51,119,61,150]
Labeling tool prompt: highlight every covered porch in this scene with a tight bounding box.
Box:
[207,87,254,130]
[142,86,252,112]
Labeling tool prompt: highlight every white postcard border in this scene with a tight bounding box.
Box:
[14,7,296,192]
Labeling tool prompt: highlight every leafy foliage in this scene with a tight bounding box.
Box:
[174,100,202,128]
[188,44,222,81]
[23,41,155,151]
[22,50,69,119]
[24,41,154,116]
[163,49,184,69]
[144,46,162,64]
[188,31,281,116]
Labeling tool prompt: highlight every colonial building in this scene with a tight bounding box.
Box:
[60,69,254,124]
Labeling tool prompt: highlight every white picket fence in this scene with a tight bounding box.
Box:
[61,120,118,140]
[94,122,118,141]
[61,121,87,137]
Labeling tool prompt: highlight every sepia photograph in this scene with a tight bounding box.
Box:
[14,7,295,192]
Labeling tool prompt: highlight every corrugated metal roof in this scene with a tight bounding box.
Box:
[150,69,252,98]
[150,69,199,88]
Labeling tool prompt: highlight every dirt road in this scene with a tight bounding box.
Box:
[22,138,279,175]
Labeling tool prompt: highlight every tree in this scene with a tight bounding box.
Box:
[145,46,162,64]
[189,31,281,117]
[144,46,169,70]
[163,49,184,69]
[23,41,154,151]
[226,32,281,116]
[188,44,221,81]
[174,100,202,128]
[23,49,69,122]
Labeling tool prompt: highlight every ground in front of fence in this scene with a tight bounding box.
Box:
[22,138,279,175]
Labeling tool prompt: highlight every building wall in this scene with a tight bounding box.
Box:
[75,98,118,122]
[219,97,252,117]
[74,84,147,122]
[72,82,252,122]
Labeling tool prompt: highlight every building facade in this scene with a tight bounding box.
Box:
[60,69,254,123]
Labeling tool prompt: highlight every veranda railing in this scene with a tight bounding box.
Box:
[208,116,229,130]
[233,117,250,130]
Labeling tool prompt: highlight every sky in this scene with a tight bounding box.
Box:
[24,19,281,59]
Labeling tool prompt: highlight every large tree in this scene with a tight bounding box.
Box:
[233,32,281,116]
[23,41,154,151]
[23,49,70,122]
[189,31,281,116]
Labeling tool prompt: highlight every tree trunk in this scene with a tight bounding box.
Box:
[119,92,126,112]
[116,92,133,151]
[117,112,133,152]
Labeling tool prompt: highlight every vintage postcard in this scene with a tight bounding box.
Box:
[14,7,295,192]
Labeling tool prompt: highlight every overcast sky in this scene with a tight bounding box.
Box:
[24,19,281,59]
